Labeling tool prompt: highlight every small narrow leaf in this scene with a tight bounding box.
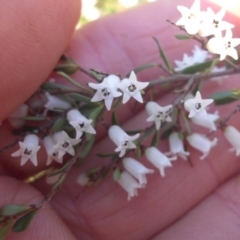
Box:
[181,112,191,135]
[12,210,38,232]
[126,63,157,77]
[113,167,121,181]
[79,136,96,159]
[50,117,68,133]
[161,125,175,139]
[153,37,172,71]
[210,90,240,105]
[41,82,69,90]
[175,34,191,40]
[69,93,91,103]
[21,116,49,121]
[0,205,30,217]
[151,130,160,147]
[0,218,13,239]
[111,111,119,125]
[54,63,79,75]
[136,145,142,158]
[97,152,116,158]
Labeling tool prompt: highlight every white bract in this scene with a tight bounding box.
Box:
[108,125,140,157]
[174,53,193,72]
[145,101,172,130]
[206,29,240,61]
[67,109,96,139]
[11,134,41,166]
[52,131,81,159]
[7,104,29,128]
[224,126,240,156]
[118,71,149,104]
[43,136,63,165]
[145,147,176,177]
[165,132,189,160]
[45,92,71,111]
[191,111,219,131]
[117,171,143,201]
[186,133,217,160]
[122,157,154,185]
[77,173,89,186]
[184,91,213,119]
[88,75,122,110]
[176,0,202,35]
[198,7,234,37]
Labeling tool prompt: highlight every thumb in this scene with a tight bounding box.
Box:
[0,0,80,120]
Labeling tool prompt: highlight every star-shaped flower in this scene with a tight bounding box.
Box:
[206,29,240,61]
[184,91,213,119]
[198,7,234,37]
[88,75,122,111]
[43,136,63,166]
[67,109,96,139]
[145,101,172,130]
[175,0,203,35]
[118,71,149,104]
[52,131,81,159]
[11,134,41,166]
[108,125,140,158]
[174,53,193,72]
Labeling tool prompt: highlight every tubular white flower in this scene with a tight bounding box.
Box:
[166,132,189,160]
[206,29,240,61]
[191,111,219,131]
[145,101,172,130]
[184,91,213,119]
[67,109,96,139]
[186,133,217,160]
[175,0,203,35]
[191,45,211,63]
[7,104,29,128]
[44,92,71,111]
[122,157,154,185]
[198,7,234,37]
[77,173,89,186]
[108,125,140,157]
[52,131,81,159]
[117,171,143,201]
[88,75,122,111]
[43,136,63,165]
[145,147,176,177]
[11,134,41,166]
[118,71,149,104]
[174,54,193,72]
[224,126,240,156]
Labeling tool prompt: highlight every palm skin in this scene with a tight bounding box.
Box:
[0,0,240,239]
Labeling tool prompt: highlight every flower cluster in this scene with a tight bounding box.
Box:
[176,0,240,60]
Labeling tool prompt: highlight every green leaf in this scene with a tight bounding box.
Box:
[57,71,91,93]
[161,125,175,139]
[50,117,68,133]
[41,82,70,90]
[181,59,218,74]
[111,111,119,125]
[69,93,91,103]
[12,210,38,232]
[52,174,66,191]
[97,152,116,158]
[0,218,13,239]
[151,130,160,147]
[210,90,240,105]
[21,116,49,121]
[0,205,30,217]
[113,167,121,181]
[135,145,142,158]
[136,126,155,144]
[54,63,79,75]
[79,136,96,159]
[175,34,191,40]
[88,105,104,122]
[153,37,172,71]
[126,63,157,77]
[181,112,191,135]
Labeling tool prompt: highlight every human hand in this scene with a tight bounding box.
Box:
[1,0,240,239]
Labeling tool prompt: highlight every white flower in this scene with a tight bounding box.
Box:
[191,111,219,131]
[7,104,29,128]
[43,136,63,165]
[77,173,89,186]
[52,131,81,159]
[206,29,240,61]
[191,45,211,64]
[145,101,172,130]
[174,53,193,72]
[224,126,240,156]
[118,71,149,104]
[117,171,143,201]
[198,7,234,37]
[175,0,203,35]
[88,75,122,111]
[184,91,213,119]
[45,92,71,111]
[67,109,96,139]
[108,125,140,157]
[165,132,189,160]
[122,157,154,185]
[11,134,41,166]
[145,147,176,177]
[186,133,217,160]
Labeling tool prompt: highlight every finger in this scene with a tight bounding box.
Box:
[0,176,76,240]
[154,173,240,240]
[0,0,80,120]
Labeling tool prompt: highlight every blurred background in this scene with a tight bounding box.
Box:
[77,0,156,27]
